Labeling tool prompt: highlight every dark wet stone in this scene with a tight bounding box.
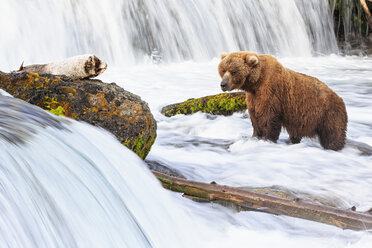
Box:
[146,160,186,179]
[0,96,67,144]
[346,139,372,156]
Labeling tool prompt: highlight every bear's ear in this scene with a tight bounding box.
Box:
[220,53,228,60]
[245,55,259,67]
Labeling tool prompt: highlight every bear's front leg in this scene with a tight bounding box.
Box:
[252,91,282,142]
[246,93,263,138]
[247,106,262,138]
[257,113,281,143]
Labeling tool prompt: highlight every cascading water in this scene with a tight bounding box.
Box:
[0,95,196,248]
[2,1,372,247]
[1,90,372,248]
[0,0,337,70]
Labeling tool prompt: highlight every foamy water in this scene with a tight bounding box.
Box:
[100,55,372,216]
[0,0,371,245]
[1,56,372,246]
[2,90,371,248]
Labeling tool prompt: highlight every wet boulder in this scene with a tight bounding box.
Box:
[0,72,156,159]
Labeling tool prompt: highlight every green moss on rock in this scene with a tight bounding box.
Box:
[48,106,66,116]
[161,92,247,117]
[123,132,157,160]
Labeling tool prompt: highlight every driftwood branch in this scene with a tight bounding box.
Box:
[153,171,372,231]
[360,0,372,28]
[16,54,107,79]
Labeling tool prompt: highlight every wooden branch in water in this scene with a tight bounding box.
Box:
[153,171,372,231]
[16,54,107,79]
[360,0,372,28]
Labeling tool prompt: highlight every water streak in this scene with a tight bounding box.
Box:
[0,96,192,248]
[0,0,337,69]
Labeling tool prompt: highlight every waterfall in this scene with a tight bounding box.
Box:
[0,95,194,248]
[0,0,337,70]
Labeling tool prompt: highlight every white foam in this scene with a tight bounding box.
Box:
[102,56,372,242]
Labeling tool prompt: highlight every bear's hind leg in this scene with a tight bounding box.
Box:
[260,115,281,143]
[318,131,341,151]
[317,121,346,151]
[317,102,347,151]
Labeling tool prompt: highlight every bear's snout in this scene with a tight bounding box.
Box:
[220,75,229,91]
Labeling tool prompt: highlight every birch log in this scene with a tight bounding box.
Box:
[153,171,372,231]
[360,0,372,28]
[16,54,107,79]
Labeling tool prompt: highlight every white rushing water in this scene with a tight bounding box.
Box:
[101,55,372,212]
[1,61,372,247]
[0,0,337,69]
[100,55,372,247]
[1,0,372,247]
[0,96,198,247]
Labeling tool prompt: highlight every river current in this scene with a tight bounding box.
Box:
[0,0,371,246]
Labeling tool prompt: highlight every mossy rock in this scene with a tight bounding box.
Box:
[161,92,247,117]
[0,72,156,159]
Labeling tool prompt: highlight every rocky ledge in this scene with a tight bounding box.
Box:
[0,72,156,159]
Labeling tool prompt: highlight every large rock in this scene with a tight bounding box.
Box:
[0,72,156,159]
[161,92,247,117]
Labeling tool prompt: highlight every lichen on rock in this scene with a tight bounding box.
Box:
[0,72,156,159]
[161,92,247,117]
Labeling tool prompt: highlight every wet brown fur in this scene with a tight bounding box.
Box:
[218,52,348,150]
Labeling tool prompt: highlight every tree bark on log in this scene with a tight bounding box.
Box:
[360,0,372,29]
[15,54,107,79]
[153,171,372,231]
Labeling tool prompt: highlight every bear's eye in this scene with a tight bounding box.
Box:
[231,71,236,75]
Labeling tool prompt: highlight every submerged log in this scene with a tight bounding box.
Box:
[16,54,107,79]
[161,92,246,117]
[153,171,372,231]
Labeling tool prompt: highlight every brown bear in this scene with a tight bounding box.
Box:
[218,52,347,151]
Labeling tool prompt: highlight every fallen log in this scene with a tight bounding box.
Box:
[161,92,247,117]
[153,171,372,231]
[16,54,107,79]
[360,0,372,28]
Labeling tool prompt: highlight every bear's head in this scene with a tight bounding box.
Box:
[218,52,260,92]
